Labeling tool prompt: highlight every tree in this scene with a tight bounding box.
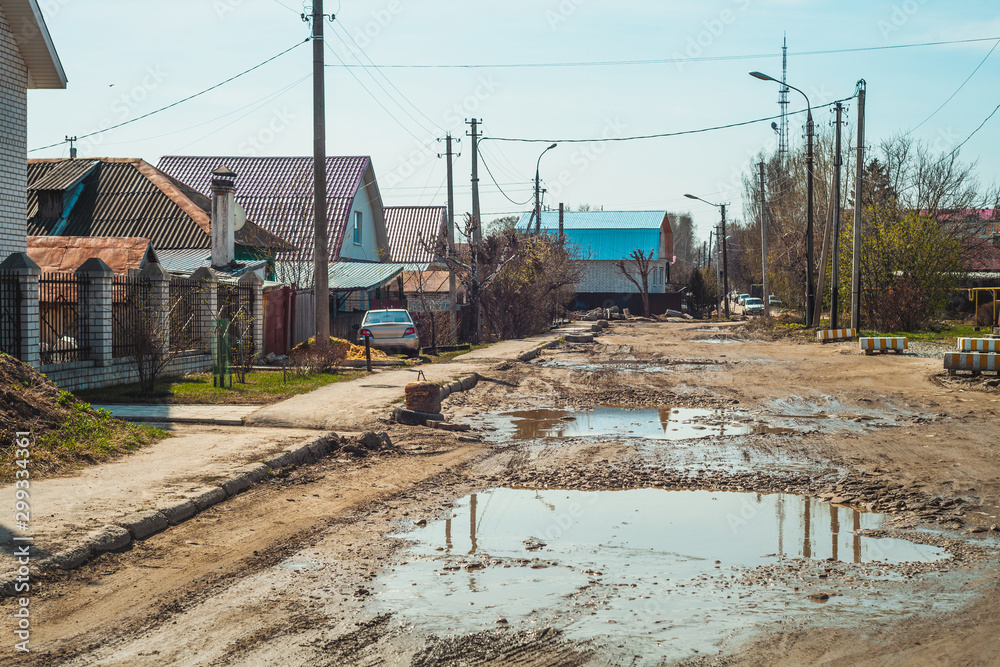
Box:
[615,249,656,317]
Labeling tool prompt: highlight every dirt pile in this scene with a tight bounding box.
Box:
[0,353,71,447]
[290,336,393,362]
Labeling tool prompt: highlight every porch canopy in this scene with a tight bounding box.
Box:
[328,261,406,292]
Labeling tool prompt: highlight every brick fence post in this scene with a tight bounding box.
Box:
[238,271,264,358]
[0,252,41,368]
[76,258,113,368]
[141,262,170,353]
[191,267,218,353]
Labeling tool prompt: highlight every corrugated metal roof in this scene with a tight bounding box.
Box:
[402,270,450,294]
[26,159,292,252]
[156,249,211,273]
[328,261,404,292]
[27,236,156,273]
[384,206,446,263]
[156,156,384,262]
[29,159,98,191]
[514,210,670,261]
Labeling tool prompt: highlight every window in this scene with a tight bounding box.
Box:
[354,211,362,244]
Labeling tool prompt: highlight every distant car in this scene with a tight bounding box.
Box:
[768,296,783,307]
[744,297,765,315]
[356,309,420,356]
[737,293,751,306]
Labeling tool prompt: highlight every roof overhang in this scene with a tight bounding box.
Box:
[328,261,405,292]
[1,0,67,89]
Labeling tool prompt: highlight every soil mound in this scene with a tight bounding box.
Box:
[0,353,70,446]
[291,336,393,362]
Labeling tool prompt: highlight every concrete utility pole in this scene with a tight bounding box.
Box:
[312,1,330,347]
[467,118,482,342]
[759,161,769,318]
[851,81,866,330]
[720,204,730,318]
[468,118,482,244]
[444,133,457,330]
[831,101,844,329]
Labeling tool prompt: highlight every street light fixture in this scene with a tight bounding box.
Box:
[534,143,557,233]
[685,193,729,318]
[750,70,815,326]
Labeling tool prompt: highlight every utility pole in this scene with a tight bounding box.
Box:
[720,204,730,318]
[467,118,482,343]
[311,1,330,348]
[443,133,457,333]
[66,136,77,159]
[805,107,816,328]
[831,101,844,329]
[468,118,482,244]
[851,81,866,330]
[759,161,769,318]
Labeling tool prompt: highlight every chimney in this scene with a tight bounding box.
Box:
[210,165,237,269]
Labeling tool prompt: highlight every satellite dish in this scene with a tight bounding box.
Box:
[234,202,246,231]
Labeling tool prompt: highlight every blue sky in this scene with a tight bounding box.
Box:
[26,0,1000,242]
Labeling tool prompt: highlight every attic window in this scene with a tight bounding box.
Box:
[354,211,363,244]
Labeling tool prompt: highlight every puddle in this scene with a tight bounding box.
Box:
[761,396,931,433]
[275,558,323,571]
[374,488,954,663]
[685,338,744,344]
[490,407,749,441]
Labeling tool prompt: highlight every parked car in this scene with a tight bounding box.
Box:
[737,293,751,306]
[744,297,765,315]
[355,309,420,356]
[768,295,783,307]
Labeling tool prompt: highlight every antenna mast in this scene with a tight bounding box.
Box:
[778,34,789,163]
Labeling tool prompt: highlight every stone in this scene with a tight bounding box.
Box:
[359,431,393,451]
[807,592,830,602]
[405,381,442,414]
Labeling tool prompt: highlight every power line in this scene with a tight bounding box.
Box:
[324,36,1000,69]
[909,38,1000,133]
[937,101,1000,165]
[29,39,309,153]
[477,144,533,206]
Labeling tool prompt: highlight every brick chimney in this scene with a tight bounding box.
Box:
[211,165,237,269]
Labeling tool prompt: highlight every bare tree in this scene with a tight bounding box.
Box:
[615,249,656,317]
[125,281,201,394]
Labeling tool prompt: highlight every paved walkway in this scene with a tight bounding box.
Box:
[93,404,260,426]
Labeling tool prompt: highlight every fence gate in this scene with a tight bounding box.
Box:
[38,272,88,364]
[111,274,151,359]
[0,270,21,358]
[218,282,255,364]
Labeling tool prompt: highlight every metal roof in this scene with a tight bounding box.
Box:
[28,159,97,191]
[402,270,450,294]
[328,261,404,292]
[26,159,292,252]
[384,206,446,263]
[156,249,211,273]
[515,210,671,261]
[27,236,157,273]
[0,0,67,89]
[156,156,386,263]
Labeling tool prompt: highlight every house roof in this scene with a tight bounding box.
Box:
[157,156,387,262]
[384,206,446,264]
[26,158,293,252]
[0,0,66,89]
[27,236,157,273]
[516,210,671,261]
[328,261,404,292]
[402,270,450,294]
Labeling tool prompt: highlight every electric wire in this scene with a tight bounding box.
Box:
[936,101,1000,165]
[909,38,1000,133]
[28,39,309,153]
[477,144,534,206]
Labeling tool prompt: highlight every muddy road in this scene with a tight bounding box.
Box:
[5,320,999,665]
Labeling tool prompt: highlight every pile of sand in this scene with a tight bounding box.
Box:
[291,336,393,362]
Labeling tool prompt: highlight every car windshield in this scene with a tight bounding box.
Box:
[746,299,763,305]
[365,311,411,324]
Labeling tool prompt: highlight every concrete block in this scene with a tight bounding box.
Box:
[50,543,94,570]
[393,407,445,425]
[460,374,478,391]
[87,525,132,553]
[158,499,197,525]
[188,486,227,511]
[307,438,329,458]
[120,510,169,540]
[239,462,269,483]
[264,452,292,469]
[286,444,314,465]
[221,473,252,497]
[564,332,595,343]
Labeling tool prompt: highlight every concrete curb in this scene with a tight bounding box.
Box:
[0,433,339,595]
[516,340,559,363]
[438,373,480,401]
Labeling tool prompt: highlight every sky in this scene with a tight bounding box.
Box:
[25,0,1000,244]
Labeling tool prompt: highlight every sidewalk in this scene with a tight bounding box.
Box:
[93,404,260,426]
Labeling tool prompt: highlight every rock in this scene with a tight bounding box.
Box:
[393,407,444,426]
[359,431,393,451]
[991,524,999,532]
[496,617,509,625]
[807,592,830,602]
[623,308,632,318]
[405,381,442,414]
[413,519,427,527]
[665,309,683,318]
[963,526,986,534]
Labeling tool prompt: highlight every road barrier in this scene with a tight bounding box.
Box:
[956,338,1000,352]
[944,352,999,375]
[816,328,857,343]
[860,337,908,354]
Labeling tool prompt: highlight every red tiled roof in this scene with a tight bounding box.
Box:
[384,206,446,264]
[157,156,382,262]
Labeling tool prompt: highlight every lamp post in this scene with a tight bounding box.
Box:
[534,143,557,233]
[685,194,729,318]
[750,70,814,326]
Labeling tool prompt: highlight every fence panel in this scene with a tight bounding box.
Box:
[331,312,365,341]
[0,270,20,358]
[111,273,150,359]
[218,281,255,362]
[38,272,88,364]
[169,276,208,352]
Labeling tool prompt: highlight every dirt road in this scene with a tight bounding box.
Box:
[4,320,998,665]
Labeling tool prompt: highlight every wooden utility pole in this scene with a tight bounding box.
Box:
[759,161,769,318]
[831,101,844,329]
[851,81,866,330]
[720,204,729,318]
[312,1,329,347]
[444,134,457,333]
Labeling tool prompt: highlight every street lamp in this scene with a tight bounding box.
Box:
[685,193,729,318]
[534,143,557,233]
[750,70,815,326]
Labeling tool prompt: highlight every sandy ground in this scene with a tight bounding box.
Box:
[2,320,998,666]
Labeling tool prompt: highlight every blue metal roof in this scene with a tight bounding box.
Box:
[515,210,668,261]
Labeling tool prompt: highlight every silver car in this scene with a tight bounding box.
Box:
[357,309,420,356]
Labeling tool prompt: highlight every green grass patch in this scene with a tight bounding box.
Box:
[0,401,165,482]
[75,370,361,406]
[422,343,492,363]
[863,322,978,346]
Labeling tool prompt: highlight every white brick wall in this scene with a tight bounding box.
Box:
[0,6,28,261]
[577,260,668,293]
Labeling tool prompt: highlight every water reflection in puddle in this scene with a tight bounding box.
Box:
[374,489,951,663]
[500,406,748,440]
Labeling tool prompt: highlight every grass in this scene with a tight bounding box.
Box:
[869,322,979,346]
[75,370,361,406]
[421,342,493,364]
[0,399,166,482]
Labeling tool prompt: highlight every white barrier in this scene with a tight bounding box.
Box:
[860,337,907,354]
[816,328,857,343]
[956,338,1000,353]
[944,352,999,375]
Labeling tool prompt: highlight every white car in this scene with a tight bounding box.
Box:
[744,297,765,315]
[356,309,420,356]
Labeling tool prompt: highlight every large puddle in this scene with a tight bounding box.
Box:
[373,488,955,663]
[494,406,749,440]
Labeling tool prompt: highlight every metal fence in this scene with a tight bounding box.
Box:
[38,272,88,364]
[169,276,208,352]
[111,273,151,359]
[218,281,255,361]
[0,270,21,357]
